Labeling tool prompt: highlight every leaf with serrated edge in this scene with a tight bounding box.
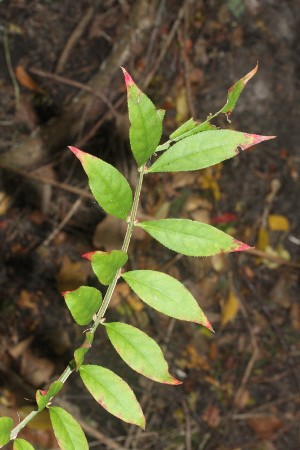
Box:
[122,68,163,166]
[79,365,145,428]
[148,130,275,173]
[13,438,35,450]
[122,270,213,330]
[221,64,258,116]
[170,118,216,141]
[69,147,132,219]
[36,381,63,410]
[104,322,181,385]
[62,286,102,326]
[82,250,128,285]
[49,406,88,450]
[163,65,258,146]
[138,219,251,257]
[170,118,199,140]
[0,417,14,446]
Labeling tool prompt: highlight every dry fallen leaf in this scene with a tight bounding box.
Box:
[202,404,220,428]
[247,415,283,439]
[15,65,45,94]
[268,214,290,231]
[17,290,38,312]
[110,282,130,308]
[221,290,240,328]
[0,191,10,215]
[126,293,144,312]
[20,349,55,387]
[211,254,225,272]
[56,255,90,292]
[257,226,269,251]
[175,86,189,125]
[184,344,210,371]
[262,244,290,269]
[9,336,34,359]
[290,303,300,331]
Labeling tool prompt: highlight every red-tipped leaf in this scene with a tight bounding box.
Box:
[69,146,132,219]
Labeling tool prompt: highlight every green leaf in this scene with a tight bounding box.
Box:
[63,286,102,326]
[122,270,213,330]
[13,438,35,450]
[69,147,132,219]
[156,122,216,153]
[49,406,88,450]
[104,322,181,385]
[170,118,215,140]
[122,68,163,166]
[0,416,13,446]
[170,118,199,139]
[220,64,258,116]
[79,364,145,428]
[148,130,275,173]
[74,331,94,369]
[36,381,63,410]
[138,219,251,257]
[82,250,128,285]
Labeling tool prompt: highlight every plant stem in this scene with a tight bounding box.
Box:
[9,165,146,441]
[92,164,145,329]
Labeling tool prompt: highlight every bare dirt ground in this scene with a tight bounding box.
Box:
[0,1,300,449]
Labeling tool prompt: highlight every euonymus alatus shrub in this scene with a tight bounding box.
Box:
[0,65,275,449]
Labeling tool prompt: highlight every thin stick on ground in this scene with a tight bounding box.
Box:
[55,7,94,74]
[30,67,118,117]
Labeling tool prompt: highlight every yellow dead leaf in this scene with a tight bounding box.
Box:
[184,345,210,371]
[19,406,52,430]
[175,86,189,124]
[268,214,290,231]
[126,294,144,312]
[0,191,10,215]
[211,254,225,272]
[198,166,222,202]
[56,255,90,292]
[263,245,290,269]
[221,290,240,327]
[257,226,269,250]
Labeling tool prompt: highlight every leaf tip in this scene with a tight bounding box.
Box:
[139,415,146,430]
[232,241,253,252]
[82,251,94,260]
[167,376,183,386]
[241,133,276,151]
[204,318,215,333]
[242,62,259,86]
[68,146,84,161]
[61,290,70,296]
[121,67,134,87]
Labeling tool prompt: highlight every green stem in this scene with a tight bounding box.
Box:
[9,165,146,442]
[92,164,145,329]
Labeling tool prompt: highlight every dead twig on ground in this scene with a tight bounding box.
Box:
[0,163,93,200]
[29,67,118,117]
[243,276,300,392]
[245,248,300,269]
[177,25,196,118]
[3,27,20,109]
[144,4,185,88]
[41,197,83,247]
[182,399,192,450]
[55,7,94,74]
[230,273,260,408]
[145,0,166,66]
